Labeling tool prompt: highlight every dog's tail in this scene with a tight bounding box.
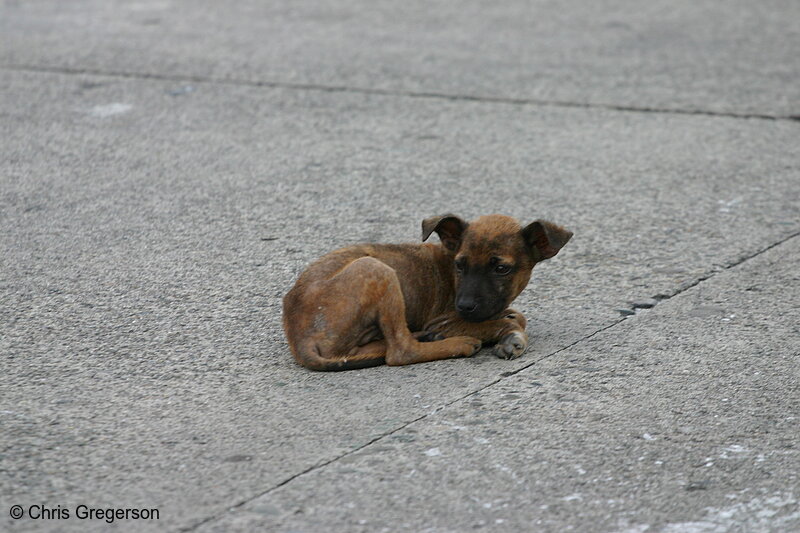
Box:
[292,339,386,371]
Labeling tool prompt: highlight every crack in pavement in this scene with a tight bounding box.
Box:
[178,323,628,532]
[615,228,800,316]
[180,228,800,532]
[3,63,800,123]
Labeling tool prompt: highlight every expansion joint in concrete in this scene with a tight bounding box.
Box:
[3,63,799,123]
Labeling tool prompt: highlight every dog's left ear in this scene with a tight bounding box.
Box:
[521,220,573,261]
[421,214,468,252]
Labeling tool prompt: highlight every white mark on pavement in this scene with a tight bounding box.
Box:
[613,526,650,533]
[562,493,583,502]
[90,103,132,117]
[642,433,656,441]
[717,197,743,213]
[724,445,748,453]
[424,447,441,457]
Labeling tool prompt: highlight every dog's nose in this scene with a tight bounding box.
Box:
[456,299,478,314]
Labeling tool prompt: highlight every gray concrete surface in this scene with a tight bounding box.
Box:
[1,1,798,532]
[2,1,800,117]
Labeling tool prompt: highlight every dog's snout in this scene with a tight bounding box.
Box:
[456,298,478,314]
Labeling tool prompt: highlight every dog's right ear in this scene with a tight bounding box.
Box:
[421,214,467,252]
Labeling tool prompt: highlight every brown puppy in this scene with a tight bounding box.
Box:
[282,214,572,371]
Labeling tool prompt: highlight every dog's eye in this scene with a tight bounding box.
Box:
[494,264,512,275]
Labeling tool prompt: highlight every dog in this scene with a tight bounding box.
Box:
[282,214,572,371]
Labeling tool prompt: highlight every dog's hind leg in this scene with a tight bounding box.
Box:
[341,259,481,366]
[284,257,479,370]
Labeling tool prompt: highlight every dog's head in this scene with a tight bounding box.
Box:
[422,214,572,322]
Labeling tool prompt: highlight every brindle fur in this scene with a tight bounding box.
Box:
[282,214,572,370]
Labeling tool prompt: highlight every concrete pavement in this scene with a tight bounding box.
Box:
[2,1,799,116]
[1,1,798,532]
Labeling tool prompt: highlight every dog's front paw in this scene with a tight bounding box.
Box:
[501,309,527,330]
[448,336,482,357]
[494,331,528,360]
